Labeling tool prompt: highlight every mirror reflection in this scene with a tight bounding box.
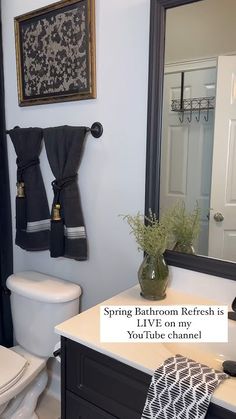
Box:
[160,0,236,263]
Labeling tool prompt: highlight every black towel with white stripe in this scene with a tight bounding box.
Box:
[142,354,228,419]
[44,126,88,261]
[8,127,50,251]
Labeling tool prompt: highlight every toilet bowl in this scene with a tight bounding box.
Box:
[0,271,81,419]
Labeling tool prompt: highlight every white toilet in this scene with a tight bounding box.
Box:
[0,271,81,419]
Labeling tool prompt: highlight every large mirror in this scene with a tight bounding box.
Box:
[145,0,236,280]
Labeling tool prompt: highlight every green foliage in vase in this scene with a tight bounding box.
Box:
[122,210,169,257]
[164,201,201,248]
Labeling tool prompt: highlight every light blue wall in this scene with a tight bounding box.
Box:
[2,0,150,310]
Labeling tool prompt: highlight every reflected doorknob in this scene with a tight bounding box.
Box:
[213,212,224,222]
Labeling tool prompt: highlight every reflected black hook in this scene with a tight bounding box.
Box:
[187,110,192,123]
[179,113,184,123]
[204,100,210,122]
[195,107,201,122]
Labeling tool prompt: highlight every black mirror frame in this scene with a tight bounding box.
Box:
[145,0,236,281]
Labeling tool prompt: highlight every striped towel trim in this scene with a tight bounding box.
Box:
[64,226,86,240]
[26,221,86,239]
[27,219,50,233]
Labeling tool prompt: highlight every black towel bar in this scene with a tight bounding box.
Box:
[6,126,20,134]
[6,122,104,139]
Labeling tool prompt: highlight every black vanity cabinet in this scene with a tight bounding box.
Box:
[61,337,151,418]
[61,337,236,419]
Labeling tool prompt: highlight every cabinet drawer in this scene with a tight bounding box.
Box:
[66,340,151,419]
[66,391,117,419]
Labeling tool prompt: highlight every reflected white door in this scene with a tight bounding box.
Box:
[160,68,216,255]
[209,55,236,262]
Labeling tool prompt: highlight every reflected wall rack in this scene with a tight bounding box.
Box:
[170,71,215,123]
[171,96,215,123]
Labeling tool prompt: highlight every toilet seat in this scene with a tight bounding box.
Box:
[0,346,46,406]
[0,346,28,395]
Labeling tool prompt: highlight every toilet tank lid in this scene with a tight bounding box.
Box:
[6,271,82,303]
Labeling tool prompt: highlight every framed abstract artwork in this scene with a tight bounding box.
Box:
[14,0,96,106]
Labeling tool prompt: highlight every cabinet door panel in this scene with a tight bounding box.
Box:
[66,340,150,419]
[66,391,117,419]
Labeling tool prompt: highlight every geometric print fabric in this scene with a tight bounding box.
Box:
[142,354,228,419]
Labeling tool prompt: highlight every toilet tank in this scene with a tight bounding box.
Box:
[7,271,82,358]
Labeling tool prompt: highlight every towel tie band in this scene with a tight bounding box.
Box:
[16,158,40,197]
[51,174,77,193]
[51,175,77,221]
[50,174,78,256]
[16,157,40,180]
[51,174,77,203]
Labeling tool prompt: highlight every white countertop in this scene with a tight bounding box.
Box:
[55,285,236,414]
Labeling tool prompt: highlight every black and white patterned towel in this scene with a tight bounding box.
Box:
[142,354,228,419]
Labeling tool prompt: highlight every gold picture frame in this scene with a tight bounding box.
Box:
[14,0,96,106]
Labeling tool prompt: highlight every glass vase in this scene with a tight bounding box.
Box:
[173,241,195,255]
[138,254,169,300]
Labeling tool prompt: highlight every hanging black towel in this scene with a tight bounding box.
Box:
[8,127,50,251]
[44,126,88,261]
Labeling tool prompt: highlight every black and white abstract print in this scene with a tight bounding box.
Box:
[142,354,228,419]
[21,3,89,98]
